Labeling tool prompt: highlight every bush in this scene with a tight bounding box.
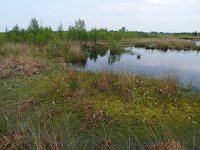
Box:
[109,40,123,53]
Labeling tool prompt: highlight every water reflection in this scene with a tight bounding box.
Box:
[88,48,108,62]
[74,47,200,89]
[88,48,123,65]
[108,51,122,65]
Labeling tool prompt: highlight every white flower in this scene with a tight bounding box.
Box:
[4,117,8,121]
[52,101,55,105]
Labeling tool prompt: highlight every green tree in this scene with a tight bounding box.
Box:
[12,24,20,32]
[89,28,98,45]
[74,19,86,31]
[27,18,40,43]
[58,23,64,39]
[192,31,198,36]
[35,27,53,45]
[119,26,126,32]
[27,18,39,32]
[11,24,21,42]
[68,19,87,46]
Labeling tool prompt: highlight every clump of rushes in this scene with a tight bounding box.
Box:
[65,43,88,63]
[68,78,80,91]
[65,77,86,100]
[154,74,178,96]
[92,72,113,92]
[113,73,136,101]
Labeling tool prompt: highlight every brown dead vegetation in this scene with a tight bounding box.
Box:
[37,139,62,150]
[150,140,184,150]
[0,57,45,78]
[65,89,85,101]
[92,73,114,92]
[42,109,61,120]
[86,110,108,127]
[19,99,39,112]
[97,140,112,150]
[0,132,27,150]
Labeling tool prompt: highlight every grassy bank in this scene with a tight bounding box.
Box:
[0,60,200,149]
[122,36,200,51]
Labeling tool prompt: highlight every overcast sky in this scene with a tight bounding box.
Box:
[1,0,200,32]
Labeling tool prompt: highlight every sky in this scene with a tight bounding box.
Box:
[1,0,200,32]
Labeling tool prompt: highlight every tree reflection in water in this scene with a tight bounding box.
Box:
[88,48,108,62]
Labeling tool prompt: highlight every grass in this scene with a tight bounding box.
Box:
[0,39,200,149]
[0,66,200,149]
[122,36,200,51]
[65,43,88,63]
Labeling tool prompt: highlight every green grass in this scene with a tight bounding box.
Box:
[0,66,200,149]
[1,21,200,149]
[0,38,200,149]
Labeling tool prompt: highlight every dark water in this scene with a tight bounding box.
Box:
[72,47,200,89]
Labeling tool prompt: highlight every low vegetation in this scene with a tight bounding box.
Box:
[0,65,200,149]
[0,18,200,54]
[0,18,200,149]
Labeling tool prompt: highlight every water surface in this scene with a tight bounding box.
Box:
[73,47,200,89]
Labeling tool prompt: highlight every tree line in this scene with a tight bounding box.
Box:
[0,18,149,46]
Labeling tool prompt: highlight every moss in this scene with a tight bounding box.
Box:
[1,65,200,148]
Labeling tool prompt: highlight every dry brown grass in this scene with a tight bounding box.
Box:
[150,140,184,150]
[0,132,27,150]
[0,57,45,78]
[35,139,62,150]
[123,36,197,50]
[66,43,88,63]
[65,89,85,100]
[18,99,40,112]
[0,43,42,59]
[85,40,109,48]
[97,140,112,150]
